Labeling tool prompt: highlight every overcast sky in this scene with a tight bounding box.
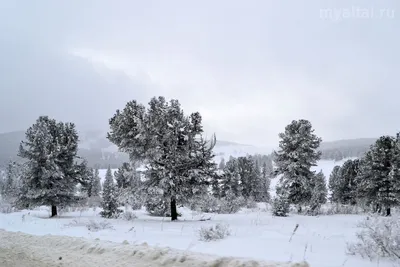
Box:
[0,0,399,146]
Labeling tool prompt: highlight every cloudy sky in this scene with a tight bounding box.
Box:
[0,0,399,146]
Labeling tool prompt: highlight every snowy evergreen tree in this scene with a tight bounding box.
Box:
[307,170,327,215]
[271,194,290,217]
[211,172,222,198]
[78,162,94,197]
[251,159,264,201]
[218,158,226,170]
[92,168,102,197]
[114,162,134,189]
[0,161,23,203]
[261,161,272,202]
[100,166,121,218]
[237,156,255,198]
[274,119,322,212]
[107,97,216,220]
[220,157,241,198]
[328,165,341,203]
[357,136,400,216]
[115,162,143,210]
[338,159,359,205]
[17,116,86,217]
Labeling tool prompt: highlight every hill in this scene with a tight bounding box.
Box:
[0,130,376,168]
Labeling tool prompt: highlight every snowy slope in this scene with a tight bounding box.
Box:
[0,229,306,267]
[0,205,394,267]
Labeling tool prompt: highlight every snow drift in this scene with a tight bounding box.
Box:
[0,230,309,267]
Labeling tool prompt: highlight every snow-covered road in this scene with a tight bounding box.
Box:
[0,230,309,267]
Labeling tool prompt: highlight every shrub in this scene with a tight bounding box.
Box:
[0,201,13,214]
[121,211,137,221]
[271,195,289,217]
[86,220,114,232]
[198,223,231,241]
[322,204,363,215]
[347,215,400,263]
[245,197,258,209]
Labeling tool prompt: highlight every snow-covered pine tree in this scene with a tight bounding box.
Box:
[274,119,322,213]
[328,165,342,203]
[79,164,94,197]
[387,132,400,215]
[114,162,134,189]
[115,162,143,210]
[251,159,264,202]
[0,161,20,201]
[307,170,327,215]
[261,161,272,202]
[100,166,122,218]
[107,97,216,221]
[92,168,102,197]
[237,156,255,199]
[17,116,85,217]
[219,158,226,170]
[338,159,359,205]
[220,157,241,198]
[357,136,397,216]
[211,172,222,198]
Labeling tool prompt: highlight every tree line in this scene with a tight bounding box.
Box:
[0,96,399,219]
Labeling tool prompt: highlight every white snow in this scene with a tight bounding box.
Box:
[0,229,305,267]
[0,204,394,267]
[0,158,393,267]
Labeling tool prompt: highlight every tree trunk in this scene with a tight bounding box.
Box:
[170,196,178,221]
[386,207,391,216]
[51,205,57,217]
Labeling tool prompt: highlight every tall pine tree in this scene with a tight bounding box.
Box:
[17,116,85,217]
[107,97,216,220]
[328,165,342,203]
[357,136,399,216]
[274,119,322,212]
[100,166,121,218]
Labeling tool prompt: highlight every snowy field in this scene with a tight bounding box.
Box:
[0,158,396,267]
[0,205,395,267]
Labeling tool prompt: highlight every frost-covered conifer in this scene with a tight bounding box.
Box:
[261,161,271,202]
[0,161,21,201]
[92,168,102,197]
[274,119,322,212]
[100,166,122,218]
[220,158,241,198]
[357,135,400,216]
[307,170,327,215]
[338,159,359,205]
[328,165,342,203]
[17,116,85,217]
[108,97,216,220]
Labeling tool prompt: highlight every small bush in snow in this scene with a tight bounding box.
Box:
[271,195,289,217]
[86,220,114,232]
[322,204,363,215]
[120,211,137,221]
[217,191,246,214]
[198,223,231,242]
[0,201,13,214]
[245,198,258,209]
[347,215,400,263]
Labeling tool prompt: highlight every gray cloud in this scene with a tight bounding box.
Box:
[0,0,399,146]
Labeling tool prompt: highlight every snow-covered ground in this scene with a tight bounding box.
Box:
[0,229,305,267]
[1,158,390,267]
[0,205,394,267]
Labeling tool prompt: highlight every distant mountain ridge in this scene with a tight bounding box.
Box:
[0,130,377,168]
